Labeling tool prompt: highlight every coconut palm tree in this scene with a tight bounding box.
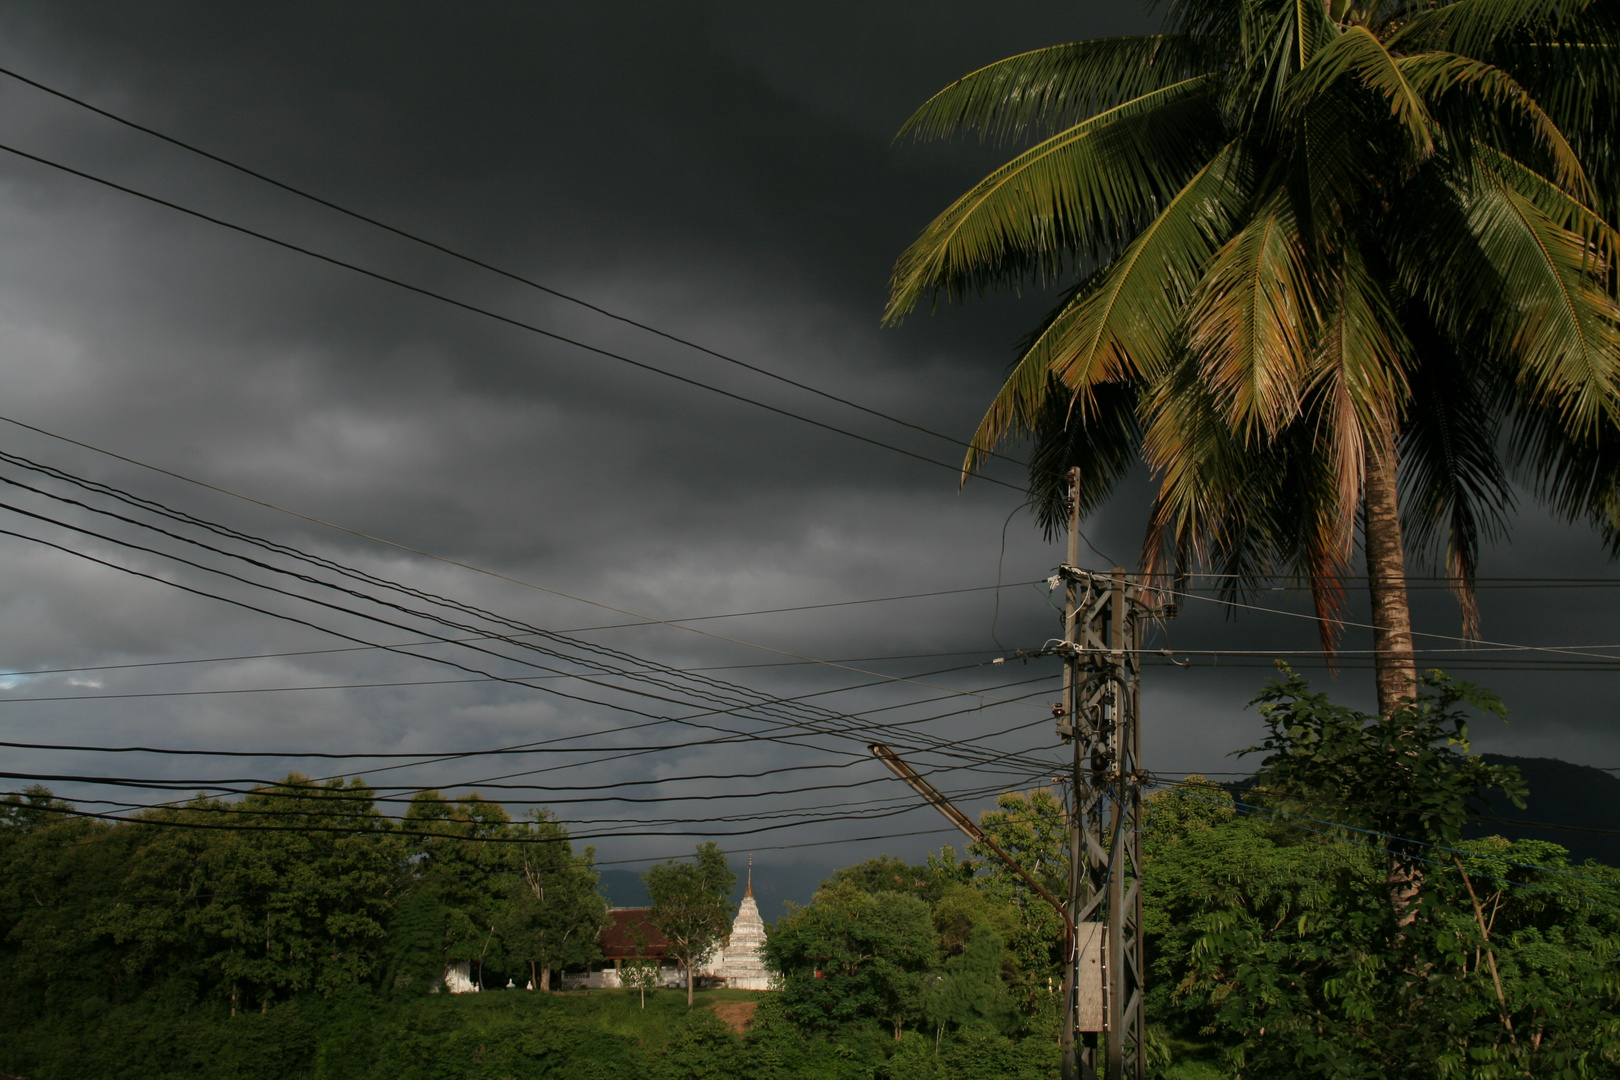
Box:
[887,0,1620,718]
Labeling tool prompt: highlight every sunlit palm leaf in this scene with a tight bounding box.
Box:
[1471,142,1620,265]
[1290,26,1434,157]
[960,140,1250,472]
[886,77,1220,321]
[896,36,1214,145]
[1309,243,1413,557]
[1468,160,1620,433]
[899,0,1620,660]
[1189,188,1323,436]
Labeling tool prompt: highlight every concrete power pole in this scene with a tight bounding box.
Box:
[1056,467,1150,1080]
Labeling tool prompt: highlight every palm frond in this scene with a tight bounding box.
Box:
[1398,323,1513,640]
[1470,141,1620,266]
[1043,140,1252,388]
[1025,379,1142,539]
[1188,187,1324,437]
[1308,243,1413,560]
[1387,0,1591,55]
[1265,416,1357,656]
[1290,26,1435,158]
[959,275,1100,477]
[1223,0,1342,128]
[1397,51,1591,200]
[1510,401,1620,552]
[1468,159,1620,435]
[1139,350,1351,652]
[960,140,1250,467]
[886,77,1221,323]
[896,36,1215,145]
[1140,350,1258,581]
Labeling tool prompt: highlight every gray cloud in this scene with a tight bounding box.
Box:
[0,2,1612,910]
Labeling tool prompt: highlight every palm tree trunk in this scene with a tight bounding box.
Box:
[1364,425,1422,925]
[1363,426,1416,717]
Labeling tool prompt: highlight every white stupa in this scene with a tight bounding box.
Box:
[700,855,777,990]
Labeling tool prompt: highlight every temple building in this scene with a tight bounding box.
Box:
[447,859,777,992]
[697,858,775,990]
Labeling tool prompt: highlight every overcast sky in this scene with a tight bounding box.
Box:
[0,1,1613,916]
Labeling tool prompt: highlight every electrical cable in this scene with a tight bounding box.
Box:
[0,501,1056,774]
[0,63,1046,478]
[0,644,1006,683]
[0,656,1008,707]
[0,445,1054,718]
[0,141,1029,494]
[0,686,1062,817]
[1134,573,1620,662]
[2,773,1032,835]
[0,681,1058,797]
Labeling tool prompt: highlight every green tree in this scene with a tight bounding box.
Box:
[494,812,607,990]
[179,777,398,1016]
[0,789,134,1019]
[620,955,661,1009]
[1243,666,1525,919]
[403,789,514,984]
[764,882,939,1041]
[923,925,1016,1039]
[888,0,1620,717]
[968,790,1068,1006]
[644,842,736,1010]
[824,853,962,905]
[1140,674,1619,1077]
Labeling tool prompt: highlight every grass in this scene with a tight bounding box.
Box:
[425,987,770,1047]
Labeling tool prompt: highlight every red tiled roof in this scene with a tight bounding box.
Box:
[600,907,670,960]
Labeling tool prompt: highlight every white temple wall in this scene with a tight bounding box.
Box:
[441,960,477,994]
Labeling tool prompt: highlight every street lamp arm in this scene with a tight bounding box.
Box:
[868,742,1074,939]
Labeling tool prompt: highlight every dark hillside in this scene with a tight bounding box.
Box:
[1473,756,1620,866]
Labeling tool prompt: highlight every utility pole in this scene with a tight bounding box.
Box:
[873,468,1155,1079]
[1057,467,1150,1080]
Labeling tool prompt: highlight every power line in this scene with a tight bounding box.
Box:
[0,63,1043,479]
[4,776,1027,837]
[0,415,1055,706]
[0,474,1056,773]
[0,692,1061,807]
[0,656,1013,706]
[0,795,968,857]
[0,644,1003,683]
[1158,576,1620,662]
[0,675,1055,774]
[0,141,1029,494]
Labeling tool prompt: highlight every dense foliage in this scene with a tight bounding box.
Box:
[0,779,606,1022]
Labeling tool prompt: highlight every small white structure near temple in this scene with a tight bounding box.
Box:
[697,857,777,990]
[442,960,478,993]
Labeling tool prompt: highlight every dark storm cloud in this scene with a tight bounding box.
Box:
[0,2,1611,904]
